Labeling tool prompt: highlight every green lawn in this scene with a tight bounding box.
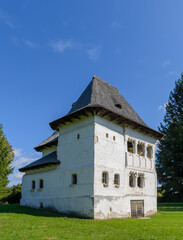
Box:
[0,203,183,240]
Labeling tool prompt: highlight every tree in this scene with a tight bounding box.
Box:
[0,124,14,199]
[156,74,183,202]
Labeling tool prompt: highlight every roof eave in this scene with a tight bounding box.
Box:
[34,139,58,152]
[19,161,60,172]
[49,106,163,140]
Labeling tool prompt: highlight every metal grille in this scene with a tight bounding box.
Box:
[131,200,144,218]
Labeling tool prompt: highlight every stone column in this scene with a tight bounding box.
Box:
[144,143,147,158]
[133,140,137,154]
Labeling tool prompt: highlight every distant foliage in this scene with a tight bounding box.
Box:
[156,74,183,202]
[2,184,21,204]
[0,124,14,200]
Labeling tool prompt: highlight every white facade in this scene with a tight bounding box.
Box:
[21,115,157,219]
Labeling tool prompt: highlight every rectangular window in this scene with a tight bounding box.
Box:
[106,133,109,138]
[147,146,152,158]
[39,179,43,189]
[137,176,144,188]
[113,136,116,141]
[127,141,133,153]
[137,143,145,156]
[114,174,120,186]
[77,134,80,139]
[32,180,35,190]
[129,174,135,187]
[72,174,77,184]
[102,172,109,184]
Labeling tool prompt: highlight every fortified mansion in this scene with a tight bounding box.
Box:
[19,75,162,219]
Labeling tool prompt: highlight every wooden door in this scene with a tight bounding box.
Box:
[131,200,144,218]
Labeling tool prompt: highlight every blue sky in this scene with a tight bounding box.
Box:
[0,0,182,185]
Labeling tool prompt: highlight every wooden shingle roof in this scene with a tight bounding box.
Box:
[68,75,148,128]
[34,131,59,152]
[34,75,163,152]
[19,151,60,172]
[49,75,163,139]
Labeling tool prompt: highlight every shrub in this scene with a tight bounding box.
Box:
[2,184,21,204]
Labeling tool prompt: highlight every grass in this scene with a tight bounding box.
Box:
[0,203,183,240]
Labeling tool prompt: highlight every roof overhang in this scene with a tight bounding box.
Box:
[49,106,163,140]
[19,151,60,172]
[19,162,60,172]
[34,138,58,152]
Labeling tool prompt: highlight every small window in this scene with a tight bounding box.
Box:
[102,172,109,185]
[40,202,43,208]
[114,174,120,186]
[72,174,77,184]
[147,146,152,158]
[32,180,35,190]
[137,143,145,156]
[113,136,116,141]
[127,141,133,153]
[129,174,136,187]
[39,179,43,189]
[115,104,122,109]
[77,134,80,139]
[106,133,109,138]
[137,176,144,188]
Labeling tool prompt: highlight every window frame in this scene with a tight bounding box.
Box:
[102,171,109,186]
[137,142,145,157]
[72,174,77,185]
[114,174,120,187]
[137,175,144,188]
[32,180,35,190]
[129,174,136,188]
[39,179,43,189]
[127,140,134,153]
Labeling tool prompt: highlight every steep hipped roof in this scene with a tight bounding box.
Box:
[68,75,148,128]
[34,131,59,152]
[36,75,162,151]
[19,151,60,172]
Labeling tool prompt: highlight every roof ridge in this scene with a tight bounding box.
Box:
[93,74,120,92]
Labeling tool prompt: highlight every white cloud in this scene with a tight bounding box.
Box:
[13,156,37,169]
[24,40,37,48]
[49,39,102,62]
[12,37,37,48]
[13,148,22,157]
[158,101,169,111]
[49,40,74,53]
[12,172,24,181]
[162,60,170,67]
[167,71,179,77]
[87,45,101,62]
[158,105,163,110]
[0,9,15,28]
[8,149,39,186]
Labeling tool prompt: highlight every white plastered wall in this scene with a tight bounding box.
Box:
[93,116,157,219]
[42,146,57,157]
[21,116,95,218]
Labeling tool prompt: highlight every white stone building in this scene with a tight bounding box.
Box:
[19,75,163,219]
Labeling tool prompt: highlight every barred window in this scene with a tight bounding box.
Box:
[114,174,120,186]
[102,172,109,185]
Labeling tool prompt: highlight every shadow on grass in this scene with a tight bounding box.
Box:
[158,202,183,211]
[0,204,90,219]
